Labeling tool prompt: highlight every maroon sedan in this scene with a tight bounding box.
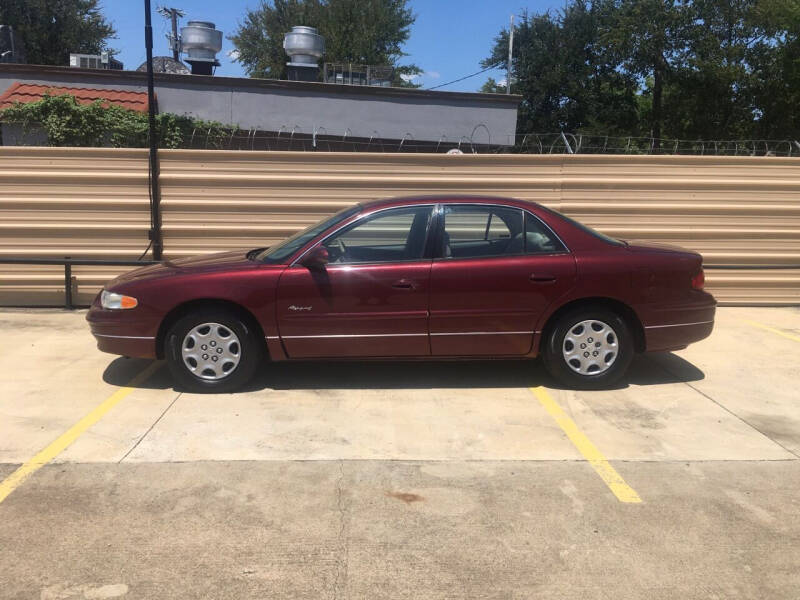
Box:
[87,195,715,392]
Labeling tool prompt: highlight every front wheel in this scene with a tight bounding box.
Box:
[542,308,634,389]
[164,308,263,393]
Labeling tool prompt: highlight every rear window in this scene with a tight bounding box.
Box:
[539,206,624,246]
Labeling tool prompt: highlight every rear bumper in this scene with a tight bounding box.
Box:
[644,319,715,352]
[642,291,717,352]
[86,298,159,359]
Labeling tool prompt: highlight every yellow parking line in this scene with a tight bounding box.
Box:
[745,320,800,343]
[0,361,162,505]
[531,386,642,504]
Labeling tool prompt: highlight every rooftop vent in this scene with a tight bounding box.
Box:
[283,26,324,81]
[181,20,222,75]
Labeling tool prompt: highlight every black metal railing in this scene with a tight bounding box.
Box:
[0,258,798,310]
[0,257,159,309]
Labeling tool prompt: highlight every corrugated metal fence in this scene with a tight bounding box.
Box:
[1,146,798,306]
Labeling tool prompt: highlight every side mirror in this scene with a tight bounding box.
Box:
[302,246,329,269]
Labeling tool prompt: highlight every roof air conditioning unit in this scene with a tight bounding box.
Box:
[69,53,123,70]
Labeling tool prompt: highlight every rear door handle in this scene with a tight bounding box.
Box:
[391,279,417,290]
[530,273,556,283]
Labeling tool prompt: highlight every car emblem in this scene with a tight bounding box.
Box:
[288,305,312,311]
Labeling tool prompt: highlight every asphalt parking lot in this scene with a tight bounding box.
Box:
[1,307,800,599]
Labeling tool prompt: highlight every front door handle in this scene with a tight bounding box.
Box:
[530,273,556,283]
[391,279,417,290]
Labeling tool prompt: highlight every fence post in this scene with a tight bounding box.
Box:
[64,258,73,310]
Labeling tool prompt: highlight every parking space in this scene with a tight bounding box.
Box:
[1,307,800,598]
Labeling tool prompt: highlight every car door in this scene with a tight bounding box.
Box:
[429,204,576,356]
[276,205,435,358]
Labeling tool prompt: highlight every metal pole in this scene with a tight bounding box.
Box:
[506,15,514,94]
[64,259,73,310]
[170,10,180,61]
[144,0,163,260]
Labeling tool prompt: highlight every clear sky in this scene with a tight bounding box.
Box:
[104,0,562,92]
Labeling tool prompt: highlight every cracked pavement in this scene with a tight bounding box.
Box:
[1,307,800,599]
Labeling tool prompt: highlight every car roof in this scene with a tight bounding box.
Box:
[358,195,542,212]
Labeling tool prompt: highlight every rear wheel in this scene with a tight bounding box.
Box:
[164,308,263,393]
[543,307,634,389]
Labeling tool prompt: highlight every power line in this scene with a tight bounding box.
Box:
[426,64,502,91]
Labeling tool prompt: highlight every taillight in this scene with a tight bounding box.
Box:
[691,269,705,290]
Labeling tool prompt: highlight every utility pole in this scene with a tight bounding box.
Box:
[145,0,163,260]
[506,14,514,95]
[157,6,185,61]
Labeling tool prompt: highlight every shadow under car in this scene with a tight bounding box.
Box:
[102,352,704,393]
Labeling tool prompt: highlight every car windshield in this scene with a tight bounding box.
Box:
[255,205,361,264]
[539,205,625,246]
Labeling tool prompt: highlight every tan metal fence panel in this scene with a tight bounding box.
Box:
[1,147,799,306]
[0,147,151,305]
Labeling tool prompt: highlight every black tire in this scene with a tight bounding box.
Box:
[542,307,634,390]
[164,308,264,393]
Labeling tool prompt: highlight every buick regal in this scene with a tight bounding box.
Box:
[87,195,715,392]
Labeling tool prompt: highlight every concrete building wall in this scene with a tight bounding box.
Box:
[0,65,520,145]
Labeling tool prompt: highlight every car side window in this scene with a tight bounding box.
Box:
[441,205,524,259]
[524,211,566,254]
[322,206,433,264]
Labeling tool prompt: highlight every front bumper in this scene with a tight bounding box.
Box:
[86,297,159,359]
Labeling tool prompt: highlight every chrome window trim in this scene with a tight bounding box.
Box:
[289,202,571,267]
[432,203,571,261]
[289,204,437,268]
[321,258,433,269]
[523,208,571,254]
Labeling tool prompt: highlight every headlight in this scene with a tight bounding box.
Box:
[101,290,138,309]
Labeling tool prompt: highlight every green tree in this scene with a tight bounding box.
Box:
[482,3,639,136]
[595,0,694,148]
[657,0,762,140]
[746,0,800,139]
[483,0,800,147]
[229,0,321,81]
[0,0,116,66]
[229,0,421,86]
[479,77,505,94]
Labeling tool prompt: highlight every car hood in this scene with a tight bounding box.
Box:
[110,249,258,285]
[625,240,699,256]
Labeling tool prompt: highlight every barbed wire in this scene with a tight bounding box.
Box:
[4,121,797,156]
[509,132,800,157]
[152,129,799,156]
